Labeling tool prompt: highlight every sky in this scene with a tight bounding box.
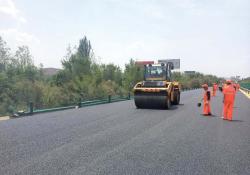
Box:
[0,0,249,78]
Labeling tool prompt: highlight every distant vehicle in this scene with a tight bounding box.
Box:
[133,62,180,109]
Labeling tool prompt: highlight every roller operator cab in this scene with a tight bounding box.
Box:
[133,62,181,109]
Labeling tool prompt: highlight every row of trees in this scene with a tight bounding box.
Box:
[172,72,223,89]
[0,36,44,115]
[0,36,222,116]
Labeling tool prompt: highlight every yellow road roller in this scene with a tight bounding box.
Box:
[133,62,180,109]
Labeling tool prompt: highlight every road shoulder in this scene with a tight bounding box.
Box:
[239,89,250,99]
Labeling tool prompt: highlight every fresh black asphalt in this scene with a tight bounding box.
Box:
[0,89,249,175]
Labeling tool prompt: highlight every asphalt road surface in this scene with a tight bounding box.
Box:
[0,89,249,175]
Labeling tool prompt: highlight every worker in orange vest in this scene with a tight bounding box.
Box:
[202,84,212,116]
[234,83,240,92]
[222,80,236,121]
[236,83,240,91]
[212,83,218,96]
[233,83,237,91]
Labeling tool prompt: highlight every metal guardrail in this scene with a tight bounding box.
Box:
[240,83,250,90]
[240,87,250,94]
[14,94,132,117]
[12,88,200,117]
[181,87,200,91]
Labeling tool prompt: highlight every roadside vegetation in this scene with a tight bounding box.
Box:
[0,36,222,116]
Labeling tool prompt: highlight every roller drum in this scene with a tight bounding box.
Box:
[134,91,168,109]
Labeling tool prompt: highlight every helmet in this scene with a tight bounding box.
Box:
[226,80,232,84]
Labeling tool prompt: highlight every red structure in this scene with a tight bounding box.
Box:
[135,61,154,67]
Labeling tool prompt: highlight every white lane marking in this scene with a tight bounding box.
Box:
[239,89,250,99]
[0,116,10,121]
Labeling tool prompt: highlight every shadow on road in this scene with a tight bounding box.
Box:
[169,106,178,110]
[135,105,180,111]
[199,114,218,118]
[230,119,244,122]
[198,115,244,122]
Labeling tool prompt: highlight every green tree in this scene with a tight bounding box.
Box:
[123,59,144,91]
[62,36,92,77]
[0,36,11,72]
[77,36,92,58]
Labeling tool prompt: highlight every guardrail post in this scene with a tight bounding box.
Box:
[128,92,131,100]
[78,98,82,108]
[108,95,111,103]
[29,102,33,115]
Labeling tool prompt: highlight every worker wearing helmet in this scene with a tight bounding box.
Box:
[222,80,236,121]
[202,84,212,116]
[212,83,218,96]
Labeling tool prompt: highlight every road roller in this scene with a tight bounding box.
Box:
[133,62,180,109]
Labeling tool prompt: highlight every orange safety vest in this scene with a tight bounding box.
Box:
[223,85,236,120]
[212,84,217,96]
[236,84,240,91]
[223,85,236,103]
[213,84,217,90]
[203,90,211,115]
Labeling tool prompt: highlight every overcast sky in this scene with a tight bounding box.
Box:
[0,0,249,78]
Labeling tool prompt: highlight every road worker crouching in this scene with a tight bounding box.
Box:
[222,80,236,121]
[202,84,212,116]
